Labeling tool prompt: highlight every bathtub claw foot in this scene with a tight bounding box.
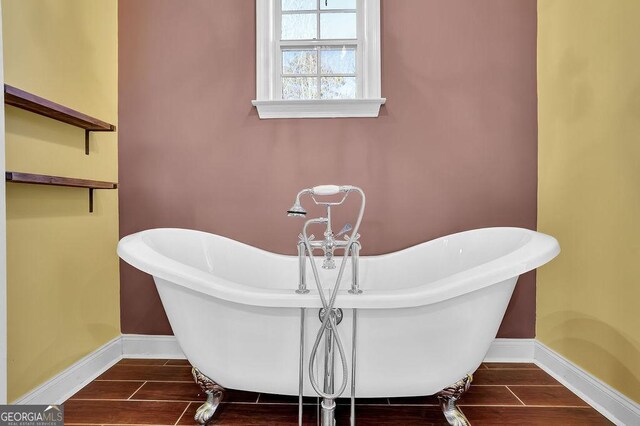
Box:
[192,367,225,425]
[437,374,472,426]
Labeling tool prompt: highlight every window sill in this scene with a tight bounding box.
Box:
[251,98,386,119]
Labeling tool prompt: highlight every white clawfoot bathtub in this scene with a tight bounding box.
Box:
[118,227,558,401]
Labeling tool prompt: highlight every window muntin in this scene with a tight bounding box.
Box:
[277,0,361,100]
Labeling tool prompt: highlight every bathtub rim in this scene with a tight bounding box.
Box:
[117,227,559,309]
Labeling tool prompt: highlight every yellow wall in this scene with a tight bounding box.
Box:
[537,0,640,403]
[2,0,119,401]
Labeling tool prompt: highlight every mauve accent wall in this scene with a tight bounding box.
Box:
[118,0,538,336]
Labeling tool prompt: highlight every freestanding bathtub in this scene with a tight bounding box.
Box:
[118,227,559,424]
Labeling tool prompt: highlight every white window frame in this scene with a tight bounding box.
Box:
[252,0,385,119]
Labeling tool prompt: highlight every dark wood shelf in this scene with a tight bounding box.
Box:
[4,84,116,154]
[6,172,117,212]
[4,84,115,131]
[6,172,117,189]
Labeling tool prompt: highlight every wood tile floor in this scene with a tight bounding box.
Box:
[64,359,612,425]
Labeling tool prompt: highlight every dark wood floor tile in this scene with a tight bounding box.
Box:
[472,368,560,386]
[224,389,261,403]
[69,380,144,400]
[177,403,446,425]
[258,393,318,404]
[177,402,317,425]
[508,385,589,407]
[133,381,259,403]
[64,400,189,425]
[388,394,439,405]
[132,381,202,401]
[461,406,612,425]
[336,397,389,405]
[118,358,169,366]
[165,359,191,366]
[256,394,387,405]
[459,385,523,406]
[388,386,521,406]
[62,358,607,425]
[335,405,449,425]
[96,365,193,382]
[484,362,539,369]
[176,402,198,425]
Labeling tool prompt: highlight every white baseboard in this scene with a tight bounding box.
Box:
[484,338,535,362]
[12,335,639,426]
[485,339,640,425]
[12,334,184,405]
[121,334,185,359]
[13,336,122,405]
[534,341,640,426]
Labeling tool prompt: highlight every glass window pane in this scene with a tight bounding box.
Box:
[283,50,317,75]
[283,77,318,99]
[320,0,356,10]
[320,48,355,74]
[320,12,356,39]
[282,0,316,11]
[282,13,317,40]
[321,76,356,99]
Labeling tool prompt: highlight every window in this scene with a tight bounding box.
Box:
[252,0,384,119]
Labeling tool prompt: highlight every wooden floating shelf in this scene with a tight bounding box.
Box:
[6,172,117,213]
[5,172,117,189]
[4,84,116,154]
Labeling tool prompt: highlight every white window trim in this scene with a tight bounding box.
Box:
[252,0,385,119]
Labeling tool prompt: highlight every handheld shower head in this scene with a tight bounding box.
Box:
[287,188,312,217]
[287,200,307,217]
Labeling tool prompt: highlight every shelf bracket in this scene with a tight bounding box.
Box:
[89,188,94,213]
[85,130,91,155]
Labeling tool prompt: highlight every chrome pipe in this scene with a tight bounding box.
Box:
[323,322,334,396]
[302,218,330,309]
[348,242,362,295]
[321,400,336,426]
[322,319,336,426]
[298,308,305,426]
[350,309,358,426]
[325,187,365,311]
[305,240,350,249]
[296,242,309,294]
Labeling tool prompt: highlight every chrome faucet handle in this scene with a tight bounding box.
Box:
[335,224,352,238]
[298,233,314,242]
[344,233,360,241]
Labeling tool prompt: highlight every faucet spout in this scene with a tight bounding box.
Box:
[322,252,336,269]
